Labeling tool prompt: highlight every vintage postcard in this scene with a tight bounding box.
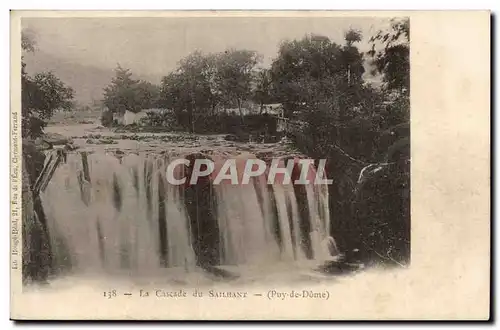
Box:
[10,10,490,320]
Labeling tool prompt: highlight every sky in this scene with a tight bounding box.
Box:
[22,16,394,77]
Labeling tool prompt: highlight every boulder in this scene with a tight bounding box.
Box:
[224,134,238,141]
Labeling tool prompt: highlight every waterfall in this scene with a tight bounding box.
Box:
[39,151,337,277]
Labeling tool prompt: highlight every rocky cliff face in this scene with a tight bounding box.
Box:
[22,142,52,283]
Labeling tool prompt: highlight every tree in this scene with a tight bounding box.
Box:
[102,65,140,114]
[158,52,215,131]
[251,68,274,113]
[21,30,36,53]
[21,31,74,138]
[270,34,345,117]
[367,18,410,133]
[136,80,160,110]
[368,18,410,94]
[345,29,362,45]
[341,29,365,86]
[103,65,161,117]
[179,51,217,131]
[212,49,260,117]
[159,72,190,126]
[158,49,263,130]
[270,32,367,122]
[335,29,367,121]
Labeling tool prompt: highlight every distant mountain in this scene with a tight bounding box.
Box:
[23,50,162,106]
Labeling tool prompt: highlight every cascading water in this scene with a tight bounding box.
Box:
[39,150,337,279]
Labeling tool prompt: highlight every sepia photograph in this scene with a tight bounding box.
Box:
[10,10,489,320]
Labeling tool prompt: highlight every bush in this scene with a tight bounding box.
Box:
[138,110,179,130]
[139,110,280,136]
[100,109,113,127]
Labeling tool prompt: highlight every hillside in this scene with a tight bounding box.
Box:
[23,50,162,106]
